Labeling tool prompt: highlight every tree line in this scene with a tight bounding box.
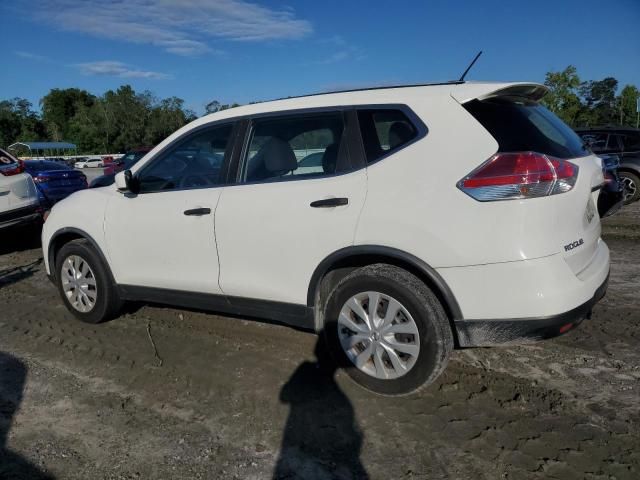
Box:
[1,66,638,154]
[541,66,638,128]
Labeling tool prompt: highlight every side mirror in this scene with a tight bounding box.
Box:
[115,170,139,194]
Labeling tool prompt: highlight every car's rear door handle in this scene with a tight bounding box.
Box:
[310,197,349,208]
[184,207,211,216]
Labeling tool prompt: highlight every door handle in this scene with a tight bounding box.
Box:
[310,197,349,208]
[184,207,211,216]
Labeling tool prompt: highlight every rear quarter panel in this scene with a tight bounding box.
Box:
[354,95,599,268]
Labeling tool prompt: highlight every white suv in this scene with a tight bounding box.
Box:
[42,82,610,394]
[0,148,40,230]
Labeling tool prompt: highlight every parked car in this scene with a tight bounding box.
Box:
[0,148,41,230]
[74,157,103,169]
[90,147,153,188]
[42,81,610,395]
[576,127,640,204]
[23,160,88,208]
[597,154,625,218]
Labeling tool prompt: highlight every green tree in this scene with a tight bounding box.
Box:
[579,77,619,126]
[542,65,582,125]
[40,88,95,141]
[618,85,639,127]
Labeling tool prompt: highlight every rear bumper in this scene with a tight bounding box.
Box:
[454,273,608,347]
[0,204,42,230]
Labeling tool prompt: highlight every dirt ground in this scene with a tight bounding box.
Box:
[0,204,639,480]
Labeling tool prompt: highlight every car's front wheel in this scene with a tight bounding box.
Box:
[620,171,640,204]
[55,239,122,323]
[323,264,453,396]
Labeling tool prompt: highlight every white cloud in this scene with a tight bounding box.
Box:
[14,51,50,62]
[76,61,171,80]
[23,0,312,56]
[312,39,366,65]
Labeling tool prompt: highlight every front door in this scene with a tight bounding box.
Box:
[104,122,235,293]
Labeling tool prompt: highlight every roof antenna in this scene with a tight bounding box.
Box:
[458,51,483,82]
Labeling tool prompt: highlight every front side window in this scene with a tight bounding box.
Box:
[580,133,608,152]
[243,113,345,182]
[357,109,418,163]
[137,124,233,193]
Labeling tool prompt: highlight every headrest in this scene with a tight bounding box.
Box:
[388,122,415,150]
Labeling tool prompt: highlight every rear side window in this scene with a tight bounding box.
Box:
[357,109,418,163]
[464,99,589,159]
[622,134,640,151]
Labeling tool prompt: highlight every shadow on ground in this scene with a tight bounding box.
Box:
[0,223,42,256]
[0,352,53,479]
[0,258,43,290]
[274,337,368,480]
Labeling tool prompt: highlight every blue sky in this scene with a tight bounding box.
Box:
[2,0,639,115]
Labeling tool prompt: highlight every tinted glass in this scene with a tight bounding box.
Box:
[358,109,418,163]
[606,135,622,151]
[464,99,590,159]
[27,161,71,172]
[622,134,640,151]
[243,113,345,182]
[579,132,608,152]
[138,124,233,193]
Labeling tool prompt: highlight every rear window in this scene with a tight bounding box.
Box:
[464,99,589,159]
[28,161,71,172]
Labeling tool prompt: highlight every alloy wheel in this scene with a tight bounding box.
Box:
[621,175,637,202]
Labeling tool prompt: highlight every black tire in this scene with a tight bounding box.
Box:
[619,171,640,204]
[323,264,453,396]
[55,239,123,324]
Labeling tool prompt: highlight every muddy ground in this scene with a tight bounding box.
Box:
[0,204,639,480]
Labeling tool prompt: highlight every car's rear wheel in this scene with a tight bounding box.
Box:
[55,239,122,323]
[323,264,453,396]
[620,171,640,204]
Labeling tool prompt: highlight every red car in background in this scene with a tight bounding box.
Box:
[103,147,153,176]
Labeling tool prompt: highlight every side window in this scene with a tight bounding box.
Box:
[357,109,418,163]
[581,133,608,152]
[606,134,622,151]
[138,124,233,193]
[622,134,640,151]
[243,113,345,183]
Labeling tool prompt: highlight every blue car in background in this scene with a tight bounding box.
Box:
[23,160,88,208]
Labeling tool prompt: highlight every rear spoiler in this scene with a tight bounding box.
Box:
[451,83,549,104]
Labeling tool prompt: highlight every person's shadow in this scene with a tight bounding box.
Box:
[0,352,54,479]
[274,337,368,480]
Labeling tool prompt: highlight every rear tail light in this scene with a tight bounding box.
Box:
[457,152,578,201]
[0,160,25,177]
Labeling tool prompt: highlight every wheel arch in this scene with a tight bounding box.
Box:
[308,245,463,341]
[48,227,116,284]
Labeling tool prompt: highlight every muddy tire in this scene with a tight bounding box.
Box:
[323,264,453,396]
[55,239,122,324]
[620,171,640,204]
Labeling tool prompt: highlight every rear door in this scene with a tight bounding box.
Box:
[214,109,367,306]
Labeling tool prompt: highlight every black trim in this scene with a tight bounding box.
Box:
[117,285,314,330]
[455,273,609,347]
[0,204,41,227]
[307,245,463,321]
[47,227,116,285]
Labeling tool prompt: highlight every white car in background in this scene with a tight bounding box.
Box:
[0,148,40,230]
[42,81,610,395]
[74,157,103,169]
